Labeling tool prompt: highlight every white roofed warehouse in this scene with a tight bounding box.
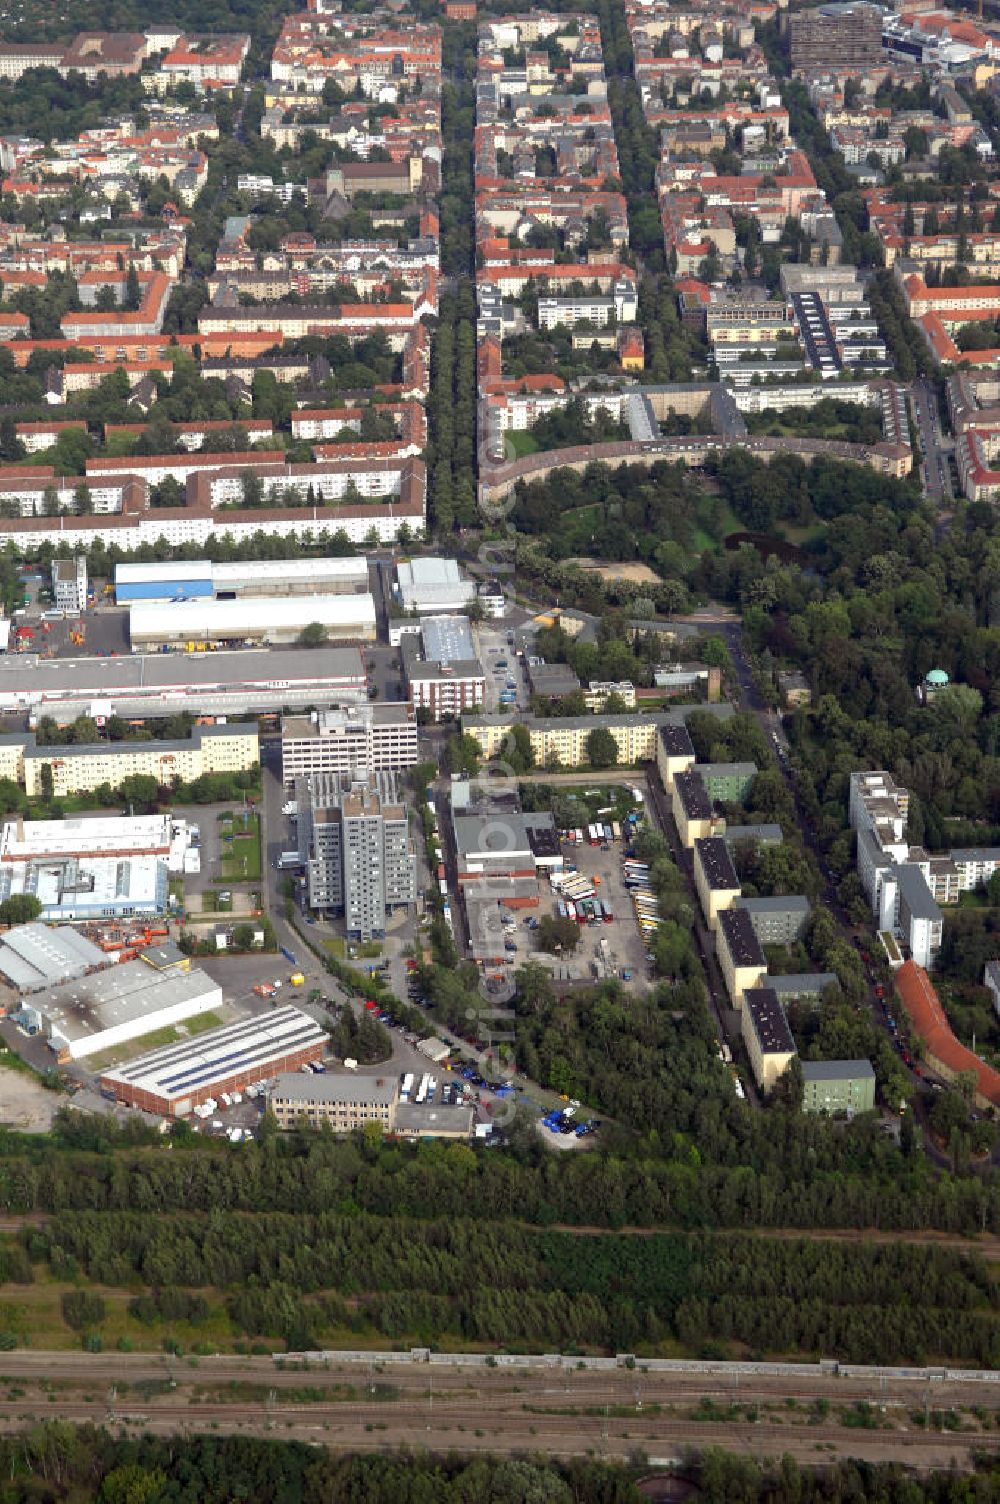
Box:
[100,1006,326,1116]
[115,555,369,603]
[21,960,222,1063]
[128,594,377,650]
[396,558,475,614]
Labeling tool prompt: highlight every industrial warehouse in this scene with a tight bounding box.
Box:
[114,556,370,603]
[15,959,222,1062]
[127,593,378,650]
[0,923,106,991]
[100,1007,327,1116]
[0,647,365,722]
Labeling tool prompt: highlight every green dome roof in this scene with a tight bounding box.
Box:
[925,668,949,686]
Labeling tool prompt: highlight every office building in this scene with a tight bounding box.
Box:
[51,556,87,614]
[768,973,838,1004]
[800,1059,876,1116]
[723,824,784,851]
[895,863,943,970]
[297,771,416,940]
[742,986,797,1094]
[697,762,757,805]
[785,3,882,75]
[985,960,1000,1018]
[101,1006,326,1116]
[526,662,582,701]
[402,616,486,721]
[280,705,418,786]
[734,895,811,946]
[584,681,636,712]
[268,1071,475,1138]
[270,1072,398,1131]
[717,906,767,1007]
[693,836,741,930]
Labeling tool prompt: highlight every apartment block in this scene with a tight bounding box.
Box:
[800,1059,875,1116]
[467,712,706,770]
[693,836,741,931]
[743,986,797,1094]
[734,895,811,946]
[297,771,416,941]
[656,722,696,793]
[13,724,259,799]
[673,769,721,848]
[717,905,767,1008]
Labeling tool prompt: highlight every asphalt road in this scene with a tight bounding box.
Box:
[911,379,952,504]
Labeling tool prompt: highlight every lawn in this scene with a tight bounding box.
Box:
[87,1012,225,1073]
[220,812,261,882]
[505,429,540,459]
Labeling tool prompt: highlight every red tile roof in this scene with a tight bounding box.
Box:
[895,960,1000,1108]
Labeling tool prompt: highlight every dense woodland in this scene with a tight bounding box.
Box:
[0,1097,999,1361]
[2,1430,1000,1503]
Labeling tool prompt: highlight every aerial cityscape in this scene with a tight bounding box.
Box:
[0,0,999,1494]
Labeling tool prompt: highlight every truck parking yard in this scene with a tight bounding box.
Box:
[524,792,655,986]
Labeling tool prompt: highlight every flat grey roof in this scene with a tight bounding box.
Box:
[896,864,942,922]
[29,724,256,762]
[453,812,530,857]
[0,645,365,695]
[768,972,838,997]
[724,824,783,846]
[801,1059,875,1082]
[698,761,757,779]
[422,615,475,665]
[735,895,811,915]
[745,987,796,1055]
[35,961,219,1045]
[464,705,735,734]
[394,1101,474,1134]
[269,1071,397,1106]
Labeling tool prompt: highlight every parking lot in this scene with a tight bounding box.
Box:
[463,808,654,987]
[476,626,528,715]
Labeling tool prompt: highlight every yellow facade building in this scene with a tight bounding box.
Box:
[18,724,259,798]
